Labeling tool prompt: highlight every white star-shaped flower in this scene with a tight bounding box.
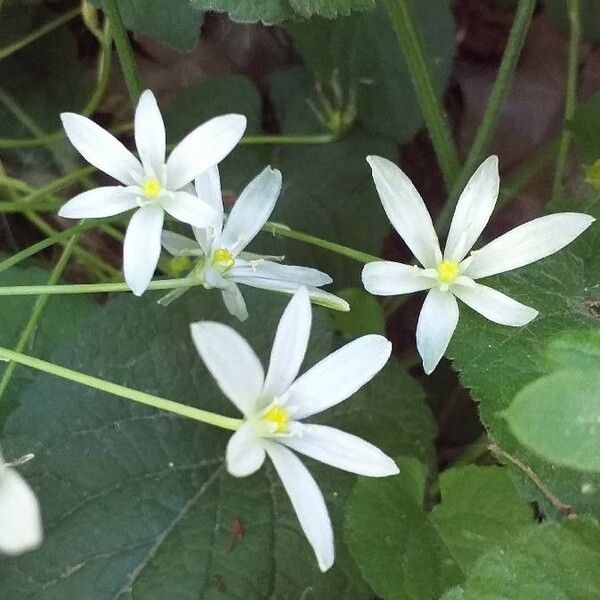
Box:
[161,165,349,319]
[190,287,398,571]
[58,89,247,296]
[0,451,42,556]
[362,155,595,374]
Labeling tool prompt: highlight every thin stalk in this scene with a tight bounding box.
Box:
[435,0,536,233]
[0,7,80,61]
[262,222,379,264]
[383,0,460,187]
[551,0,581,204]
[102,0,141,105]
[0,346,242,431]
[240,133,339,145]
[0,235,78,401]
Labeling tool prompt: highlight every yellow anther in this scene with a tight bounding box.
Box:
[143,178,161,199]
[436,260,459,284]
[262,406,289,434]
[212,248,235,273]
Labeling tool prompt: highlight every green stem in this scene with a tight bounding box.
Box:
[551,0,581,204]
[0,346,242,431]
[0,7,80,62]
[240,133,339,145]
[383,0,460,187]
[102,0,142,105]
[262,222,379,264]
[0,235,78,401]
[435,0,536,233]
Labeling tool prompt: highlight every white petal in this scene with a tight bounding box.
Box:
[226,422,265,477]
[161,191,217,229]
[221,167,282,253]
[166,114,247,190]
[282,424,399,477]
[190,321,264,416]
[230,261,332,287]
[367,155,441,268]
[263,441,334,572]
[61,112,142,185]
[229,276,349,310]
[221,283,248,321]
[58,186,137,219]
[463,213,596,280]
[263,287,311,399]
[444,155,499,262]
[362,260,436,296]
[0,467,42,556]
[134,90,166,174]
[452,280,538,326]
[160,231,204,256]
[416,288,459,374]
[123,205,164,296]
[287,335,392,419]
[194,165,224,224]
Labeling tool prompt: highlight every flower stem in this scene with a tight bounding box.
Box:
[262,222,380,264]
[102,0,141,106]
[383,0,460,187]
[0,7,80,61]
[551,0,581,204]
[0,235,78,402]
[435,0,536,234]
[0,346,242,431]
[240,133,339,145]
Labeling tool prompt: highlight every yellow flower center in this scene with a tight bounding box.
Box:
[212,248,235,273]
[262,406,289,434]
[143,178,162,199]
[436,259,459,284]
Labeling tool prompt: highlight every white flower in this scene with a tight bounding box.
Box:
[190,287,398,571]
[58,89,247,296]
[0,451,42,556]
[362,155,595,374]
[161,165,349,319]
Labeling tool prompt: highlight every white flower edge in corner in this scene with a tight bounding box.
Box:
[0,451,42,556]
[190,287,397,571]
[160,165,349,320]
[362,154,595,374]
[58,89,247,296]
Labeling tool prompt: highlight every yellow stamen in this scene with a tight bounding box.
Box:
[262,406,289,434]
[212,248,235,273]
[143,178,161,199]
[436,259,459,284]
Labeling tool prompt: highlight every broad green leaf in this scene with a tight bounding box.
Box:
[189,0,374,23]
[345,464,533,599]
[448,201,600,516]
[545,328,600,372]
[504,370,600,472]
[95,0,203,52]
[0,288,434,598]
[448,518,600,599]
[286,0,455,141]
[0,267,95,426]
[568,93,600,165]
[333,288,385,338]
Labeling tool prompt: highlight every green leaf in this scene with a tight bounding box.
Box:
[504,369,600,472]
[0,288,434,598]
[286,0,455,141]
[345,464,533,599]
[0,267,95,426]
[333,288,385,338]
[450,518,600,599]
[545,328,600,372]
[568,93,600,165]
[448,201,600,516]
[189,0,374,23]
[96,0,203,52]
